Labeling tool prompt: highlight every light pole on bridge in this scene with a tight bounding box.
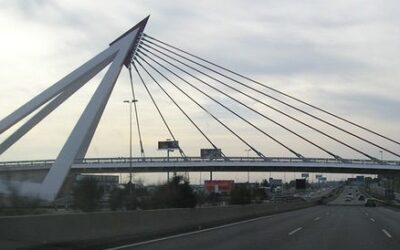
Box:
[124,99,137,190]
[245,149,251,183]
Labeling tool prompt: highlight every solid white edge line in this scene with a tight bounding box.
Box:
[288,227,303,236]
[104,214,276,250]
[381,229,392,238]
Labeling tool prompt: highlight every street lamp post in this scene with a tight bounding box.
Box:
[124,99,136,190]
[245,149,251,183]
[379,150,383,161]
[167,148,174,182]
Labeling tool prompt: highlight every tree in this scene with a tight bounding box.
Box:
[230,184,251,205]
[73,178,103,212]
[150,176,197,209]
[194,190,208,206]
[0,185,42,216]
[109,183,148,211]
[109,187,125,211]
[252,183,267,202]
[261,179,269,187]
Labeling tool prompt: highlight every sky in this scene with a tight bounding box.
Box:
[0,0,399,173]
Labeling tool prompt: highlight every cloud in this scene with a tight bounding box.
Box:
[0,0,399,163]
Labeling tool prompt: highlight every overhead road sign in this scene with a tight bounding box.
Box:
[201,148,222,159]
[158,140,179,150]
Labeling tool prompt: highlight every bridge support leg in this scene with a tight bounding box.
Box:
[0,17,149,201]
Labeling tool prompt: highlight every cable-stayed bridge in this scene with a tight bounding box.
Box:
[0,16,399,200]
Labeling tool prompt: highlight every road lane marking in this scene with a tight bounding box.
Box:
[104,213,277,250]
[365,213,368,216]
[382,229,392,238]
[288,227,303,236]
[313,217,321,221]
[370,218,375,222]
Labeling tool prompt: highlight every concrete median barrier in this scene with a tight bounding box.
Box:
[0,200,318,247]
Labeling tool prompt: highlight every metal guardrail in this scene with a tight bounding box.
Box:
[0,157,399,168]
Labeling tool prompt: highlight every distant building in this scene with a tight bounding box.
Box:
[356,176,365,186]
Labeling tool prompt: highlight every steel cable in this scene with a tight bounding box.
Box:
[132,63,186,158]
[143,34,400,148]
[128,66,145,157]
[140,43,387,162]
[135,54,266,159]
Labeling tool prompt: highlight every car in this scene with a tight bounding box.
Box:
[345,197,352,202]
[365,199,376,207]
[345,193,354,200]
[358,195,365,201]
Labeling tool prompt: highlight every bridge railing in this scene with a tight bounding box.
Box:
[0,159,54,168]
[78,157,400,166]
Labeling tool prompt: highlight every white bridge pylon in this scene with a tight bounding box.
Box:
[0,16,149,201]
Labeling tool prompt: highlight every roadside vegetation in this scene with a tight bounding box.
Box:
[1,175,336,215]
[72,177,104,212]
[109,175,196,210]
[0,185,44,216]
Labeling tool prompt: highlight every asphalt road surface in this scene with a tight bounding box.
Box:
[108,186,400,250]
[329,185,366,206]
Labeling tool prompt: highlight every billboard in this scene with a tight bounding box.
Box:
[204,180,234,193]
[158,140,179,150]
[295,179,307,189]
[201,148,222,158]
[301,173,309,178]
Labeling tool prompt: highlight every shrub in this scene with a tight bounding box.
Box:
[73,178,103,212]
[230,184,251,205]
[149,176,197,209]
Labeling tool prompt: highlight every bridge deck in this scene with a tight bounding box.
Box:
[0,157,399,174]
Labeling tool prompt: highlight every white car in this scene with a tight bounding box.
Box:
[345,194,353,201]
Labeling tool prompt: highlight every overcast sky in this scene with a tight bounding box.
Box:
[0,0,399,164]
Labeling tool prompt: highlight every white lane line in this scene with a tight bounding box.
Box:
[313,217,321,221]
[370,218,375,222]
[288,227,303,236]
[382,229,392,238]
[104,214,276,250]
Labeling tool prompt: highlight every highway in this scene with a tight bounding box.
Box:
[107,186,400,250]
